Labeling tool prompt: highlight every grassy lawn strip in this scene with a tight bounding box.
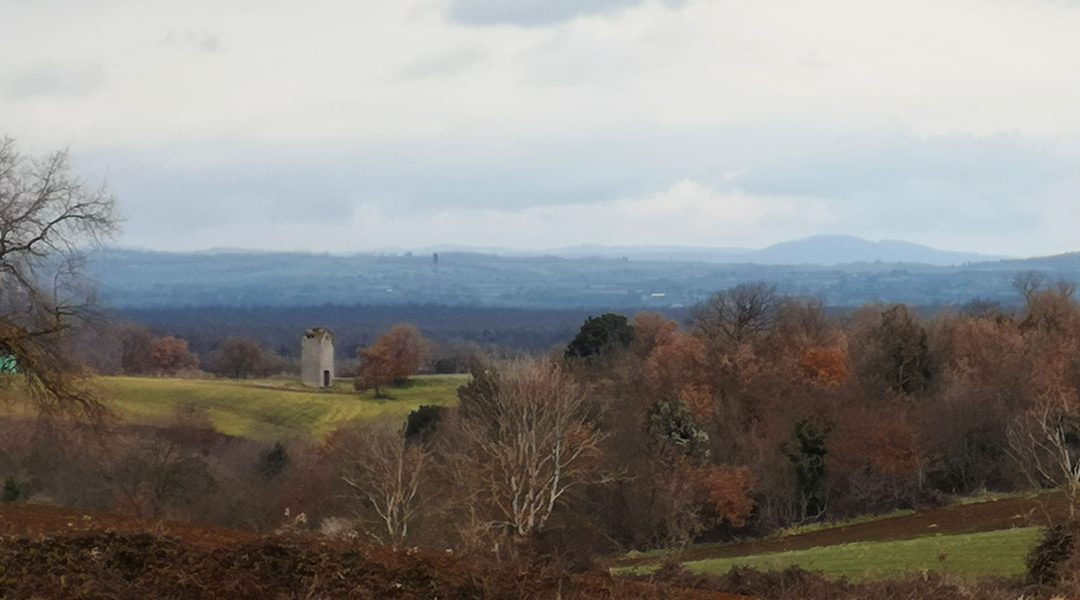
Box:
[98,374,466,441]
[621,509,923,564]
[656,527,1043,582]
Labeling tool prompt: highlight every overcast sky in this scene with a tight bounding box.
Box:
[3,0,1080,256]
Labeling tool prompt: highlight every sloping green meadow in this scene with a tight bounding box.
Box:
[620,527,1042,582]
[97,375,467,441]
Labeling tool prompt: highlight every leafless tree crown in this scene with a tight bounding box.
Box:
[453,360,607,539]
[0,137,119,411]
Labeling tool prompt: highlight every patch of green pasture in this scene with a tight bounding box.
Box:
[616,489,1050,567]
[661,527,1043,582]
[618,509,920,563]
[97,374,467,441]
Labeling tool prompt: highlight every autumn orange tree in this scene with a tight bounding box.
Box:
[354,324,430,397]
[799,345,849,387]
[148,336,199,375]
[697,465,756,529]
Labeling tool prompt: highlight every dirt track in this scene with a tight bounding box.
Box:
[616,492,1070,567]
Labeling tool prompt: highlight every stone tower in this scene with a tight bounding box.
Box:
[300,328,335,388]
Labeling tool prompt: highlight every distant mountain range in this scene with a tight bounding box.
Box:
[89,236,1075,310]
[148,235,1005,267]
[535,235,1005,266]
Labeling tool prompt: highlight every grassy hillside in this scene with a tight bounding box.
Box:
[663,528,1041,582]
[613,492,1068,582]
[97,374,467,441]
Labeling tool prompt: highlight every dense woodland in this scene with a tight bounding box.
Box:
[8,276,1080,562]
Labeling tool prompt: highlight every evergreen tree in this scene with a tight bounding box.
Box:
[565,313,635,359]
[2,476,20,503]
[786,419,829,520]
[258,442,289,480]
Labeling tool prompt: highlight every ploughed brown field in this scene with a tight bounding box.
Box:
[0,502,256,548]
[0,502,749,600]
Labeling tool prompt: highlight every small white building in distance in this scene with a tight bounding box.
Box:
[301,328,335,388]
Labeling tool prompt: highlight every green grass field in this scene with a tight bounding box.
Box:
[96,374,467,441]
[620,527,1042,582]
[621,508,922,563]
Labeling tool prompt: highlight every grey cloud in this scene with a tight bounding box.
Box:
[737,132,1066,235]
[162,30,221,53]
[797,52,828,69]
[86,126,1079,249]
[4,60,107,100]
[84,153,358,235]
[394,44,487,81]
[446,0,681,26]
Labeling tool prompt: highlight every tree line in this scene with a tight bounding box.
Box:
[315,275,1080,556]
[12,276,1080,562]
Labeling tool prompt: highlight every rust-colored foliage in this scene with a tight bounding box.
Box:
[630,313,717,419]
[798,345,849,387]
[355,324,431,394]
[645,331,709,392]
[863,420,926,477]
[632,312,680,355]
[148,336,199,374]
[833,410,926,478]
[697,465,756,528]
[679,385,715,423]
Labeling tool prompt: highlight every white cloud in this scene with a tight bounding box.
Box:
[8,0,1080,151]
[3,60,107,100]
[445,0,671,26]
[3,0,1080,255]
[121,180,834,252]
[161,30,221,53]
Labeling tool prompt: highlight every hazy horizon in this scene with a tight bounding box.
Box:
[5,1,1080,256]
[105,233,1019,262]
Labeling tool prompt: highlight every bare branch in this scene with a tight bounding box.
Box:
[0,136,119,413]
[449,360,607,540]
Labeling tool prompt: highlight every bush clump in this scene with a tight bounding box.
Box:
[1027,520,1080,587]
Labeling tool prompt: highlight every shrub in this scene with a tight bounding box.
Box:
[2,476,19,502]
[404,405,445,442]
[257,442,290,480]
[1027,521,1079,586]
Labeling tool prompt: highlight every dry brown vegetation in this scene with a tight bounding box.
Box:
[0,503,750,600]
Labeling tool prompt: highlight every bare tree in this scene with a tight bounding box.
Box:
[1008,389,1080,516]
[0,137,118,411]
[692,282,778,348]
[1014,271,1048,304]
[211,337,281,379]
[451,360,607,541]
[341,423,430,549]
[1018,276,1079,333]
